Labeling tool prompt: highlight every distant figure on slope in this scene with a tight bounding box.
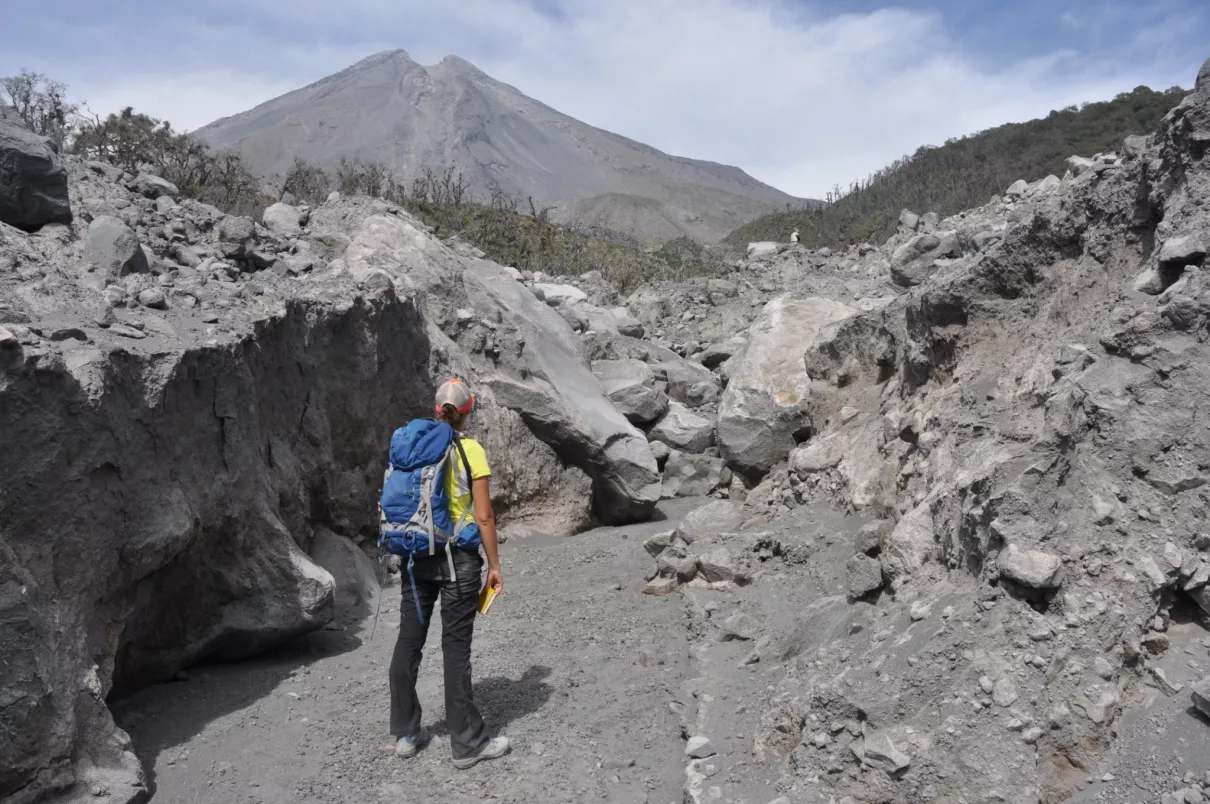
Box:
[790,230,800,243]
[380,379,509,769]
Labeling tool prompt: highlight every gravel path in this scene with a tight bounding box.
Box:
[112,499,704,804]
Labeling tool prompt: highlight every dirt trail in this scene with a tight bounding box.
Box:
[112,500,705,804]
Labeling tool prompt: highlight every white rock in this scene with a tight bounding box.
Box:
[999,544,1063,590]
[685,736,716,759]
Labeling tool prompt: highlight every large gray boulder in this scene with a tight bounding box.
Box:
[0,107,72,231]
[662,450,725,498]
[592,359,669,425]
[263,202,303,236]
[85,216,149,283]
[649,401,715,454]
[717,296,857,477]
[890,233,943,287]
[334,213,661,524]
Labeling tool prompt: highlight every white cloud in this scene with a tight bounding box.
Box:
[6,0,1204,197]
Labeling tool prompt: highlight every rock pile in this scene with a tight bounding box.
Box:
[641,57,1210,804]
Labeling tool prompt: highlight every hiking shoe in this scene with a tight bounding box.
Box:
[395,728,431,758]
[452,736,511,769]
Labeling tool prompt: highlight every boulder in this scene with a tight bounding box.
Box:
[532,283,587,306]
[263,202,303,236]
[1132,266,1165,295]
[890,233,942,287]
[699,547,747,584]
[218,215,257,245]
[592,359,669,425]
[1159,234,1207,268]
[86,216,149,282]
[1191,677,1210,719]
[790,433,847,475]
[609,307,645,338]
[306,231,352,261]
[0,107,72,231]
[699,335,745,369]
[127,172,179,199]
[1006,179,1028,197]
[309,527,380,619]
[706,279,738,304]
[662,450,725,498]
[649,440,671,468]
[999,545,1064,590]
[1123,134,1151,158]
[652,357,720,408]
[899,209,920,230]
[649,401,715,454]
[1066,156,1097,177]
[677,500,744,544]
[717,296,857,477]
[1033,174,1062,194]
[880,503,936,582]
[846,553,883,598]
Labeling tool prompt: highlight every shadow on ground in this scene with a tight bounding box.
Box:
[111,627,363,793]
[429,665,554,736]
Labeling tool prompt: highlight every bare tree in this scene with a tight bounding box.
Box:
[1,69,79,146]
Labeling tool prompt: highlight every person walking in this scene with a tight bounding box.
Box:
[388,379,509,769]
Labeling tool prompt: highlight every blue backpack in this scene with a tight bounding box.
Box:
[378,419,482,621]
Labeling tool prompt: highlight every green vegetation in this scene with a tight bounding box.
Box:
[290,159,713,292]
[725,85,1185,251]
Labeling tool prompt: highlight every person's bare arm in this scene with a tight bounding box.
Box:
[473,476,502,592]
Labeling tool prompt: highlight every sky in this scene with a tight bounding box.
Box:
[1,0,1206,198]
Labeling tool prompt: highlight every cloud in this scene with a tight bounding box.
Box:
[1,0,1206,197]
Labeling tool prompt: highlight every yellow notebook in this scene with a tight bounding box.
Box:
[477,584,499,615]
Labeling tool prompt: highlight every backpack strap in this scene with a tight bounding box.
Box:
[451,437,476,536]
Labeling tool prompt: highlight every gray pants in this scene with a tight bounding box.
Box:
[389,548,489,759]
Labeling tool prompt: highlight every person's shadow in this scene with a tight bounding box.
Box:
[429,665,552,735]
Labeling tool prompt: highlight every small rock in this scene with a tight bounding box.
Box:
[1151,666,1184,696]
[993,678,1019,707]
[685,736,715,759]
[909,600,932,621]
[1094,656,1115,680]
[643,531,677,558]
[137,288,168,309]
[1022,727,1044,744]
[643,577,678,597]
[859,729,911,774]
[719,613,757,642]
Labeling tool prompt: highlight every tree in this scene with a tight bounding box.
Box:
[1,69,79,146]
[281,157,331,206]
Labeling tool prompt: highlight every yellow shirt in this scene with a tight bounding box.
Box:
[446,437,491,528]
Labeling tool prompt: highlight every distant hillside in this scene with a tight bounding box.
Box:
[725,85,1185,250]
[195,49,806,245]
